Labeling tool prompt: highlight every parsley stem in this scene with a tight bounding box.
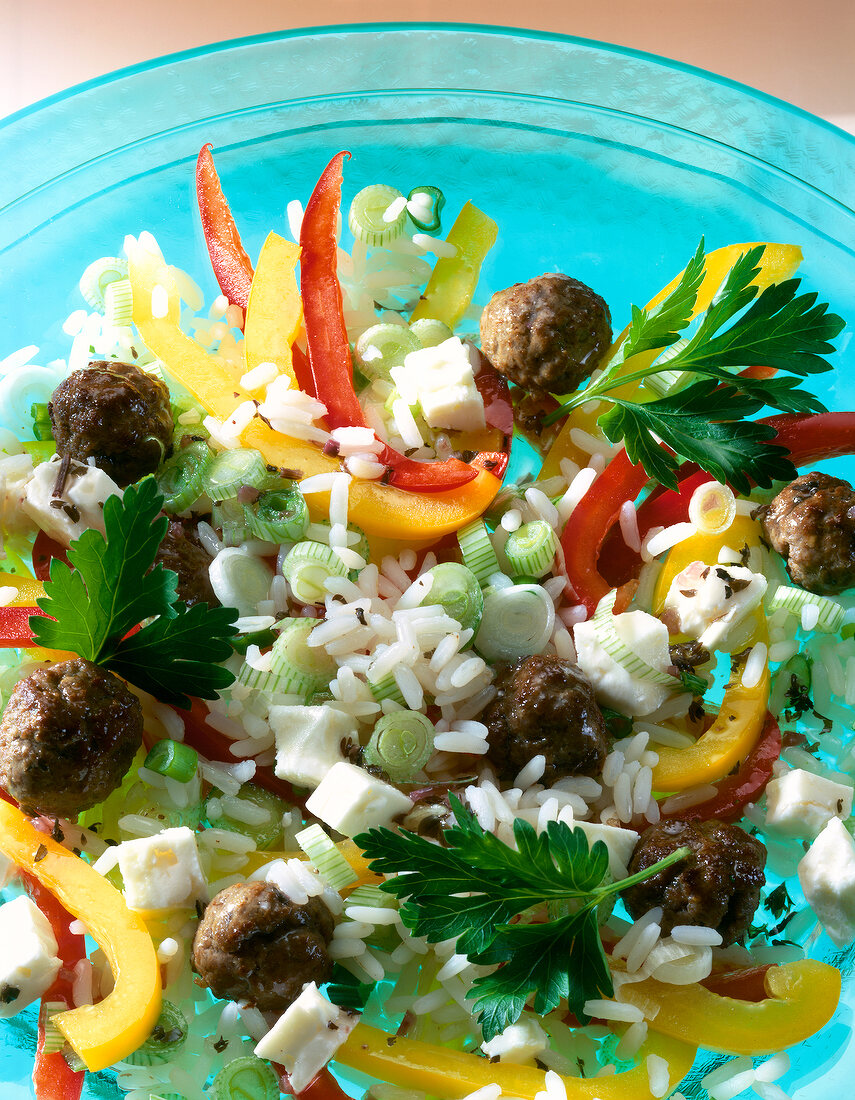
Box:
[595,844,692,899]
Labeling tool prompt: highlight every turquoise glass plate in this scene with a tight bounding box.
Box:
[1,22,855,1100]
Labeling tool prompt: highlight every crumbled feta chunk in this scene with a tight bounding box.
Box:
[271,705,357,789]
[481,1015,549,1064]
[254,981,358,1092]
[115,826,208,911]
[22,454,122,545]
[573,611,673,716]
[0,896,61,1017]
[766,768,854,840]
[573,820,639,880]
[798,817,855,946]
[664,561,767,651]
[391,337,485,432]
[305,762,412,837]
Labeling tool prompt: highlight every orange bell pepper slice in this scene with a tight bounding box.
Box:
[0,800,161,1072]
[337,1022,696,1099]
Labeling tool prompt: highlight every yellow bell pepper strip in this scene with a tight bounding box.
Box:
[337,1022,696,1099]
[540,242,803,479]
[616,959,840,1056]
[410,201,498,329]
[0,800,161,1071]
[244,231,302,388]
[650,515,770,792]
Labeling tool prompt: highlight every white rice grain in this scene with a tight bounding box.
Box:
[646,1054,670,1099]
[741,642,768,688]
[619,499,642,552]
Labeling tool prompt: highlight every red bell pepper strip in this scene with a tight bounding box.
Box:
[33,532,69,583]
[196,144,255,312]
[0,605,45,648]
[560,449,650,615]
[22,872,86,1100]
[660,713,782,823]
[279,1067,352,1100]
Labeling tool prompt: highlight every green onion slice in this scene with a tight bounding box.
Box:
[457,519,502,586]
[283,540,350,604]
[347,884,396,909]
[592,589,675,685]
[268,617,337,696]
[212,497,249,547]
[30,402,54,443]
[123,1000,188,1066]
[245,487,309,544]
[354,323,420,382]
[503,520,558,579]
[307,521,371,563]
[104,278,134,327]
[349,184,407,247]
[421,562,483,633]
[204,447,268,501]
[406,185,445,233]
[209,1056,279,1100]
[409,317,453,348]
[144,739,199,783]
[205,783,290,849]
[363,710,435,781]
[296,823,358,890]
[367,670,407,707]
[78,256,129,311]
[768,584,845,633]
[40,1002,68,1056]
[474,583,555,662]
[157,440,213,512]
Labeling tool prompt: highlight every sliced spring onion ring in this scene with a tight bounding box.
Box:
[363,710,436,781]
[296,823,358,890]
[458,519,502,586]
[354,323,421,382]
[307,520,371,563]
[688,480,737,535]
[268,617,337,696]
[346,884,396,909]
[40,1002,68,1056]
[78,256,129,311]
[421,562,483,633]
[503,520,558,579]
[592,590,676,685]
[212,497,249,547]
[104,278,134,327]
[367,670,407,707]
[123,1001,188,1066]
[204,447,268,500]
[283,540,350,604]
[474,583,555,662]
[245,487,309,543]
[349,184,407,247]
[144,740,199,783]
[409,317,454,348]
[406,185,446,233]
[204,784,288,850]
[768,584,845,633]
[208,548,274,616]
[208,1056,279,1100]
[641,337,690,397]
[156,440,213,512]
[30,402,53,442]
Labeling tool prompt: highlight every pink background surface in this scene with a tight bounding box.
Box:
[1,1,854,131]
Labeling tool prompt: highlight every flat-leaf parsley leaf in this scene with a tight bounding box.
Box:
[31,477,237,708]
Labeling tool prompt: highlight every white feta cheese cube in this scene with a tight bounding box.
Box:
[305,762,412,838]
[0,896,61,1017]
[22,455,122,546]
[254,980,358,1092]
[271,705,357,789]
[573,611,672,716]
[798,817,855,946]
[664,560,767,652]
[573,821,639,880]
[116,826,208,911]
[391,337,485,432]
[766,768,854,840]
[480,1015,549,1064]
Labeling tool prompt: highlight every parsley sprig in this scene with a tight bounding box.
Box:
[543,241,845,491]
[356,796,689,1040]
[30,477,238,708]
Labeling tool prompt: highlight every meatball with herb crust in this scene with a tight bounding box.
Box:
[483,654,609,784]
[622,818,766,945]
[49,360,173,488]
[154,518,219,608]
[480,273,612,395]
[192,881,335,1011]
[0,657,143,817]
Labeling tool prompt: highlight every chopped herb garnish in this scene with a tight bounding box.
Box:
[766,883,794,921]
[33,844,47,863]
[30,477,238,708]
[356,795,689,1040]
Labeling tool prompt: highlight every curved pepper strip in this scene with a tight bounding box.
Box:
[0,572,46,647]
[244,232,303,388]
[196,144,255,311]
[0,800,161,1072]
[540,242,804,478]
[336,1022,696,1100]
[617,959,840,1056]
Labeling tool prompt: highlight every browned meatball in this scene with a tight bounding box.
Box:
[0,658,142,817]
[49,360,173,488]
[483,655,608,784]
[758,471,855,594]
[480,274,612,394]
[155,518,218,608]
[622,819,766,945]
[192,881,334,1011]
